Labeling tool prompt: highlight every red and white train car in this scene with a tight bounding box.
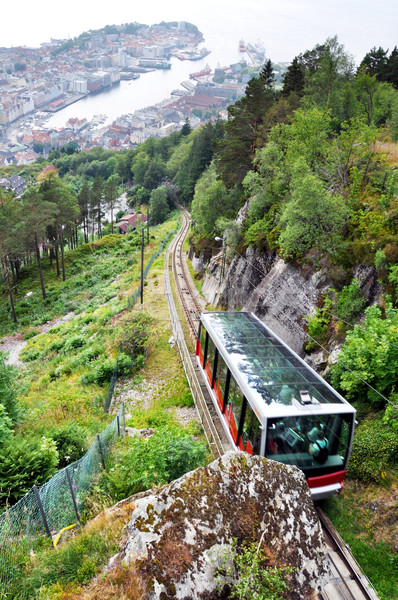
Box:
[196,311,356,501]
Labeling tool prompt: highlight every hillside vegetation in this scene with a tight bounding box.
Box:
[1,34,398,599]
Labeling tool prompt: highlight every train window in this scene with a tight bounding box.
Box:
[199,324,207,368]
[225,375,245,444]
[265,414,353,470]
[206,336,217,387]
[214,353,230,413]
[240,401,262,455]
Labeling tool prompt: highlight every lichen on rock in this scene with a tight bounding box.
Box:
[109,452,329,599]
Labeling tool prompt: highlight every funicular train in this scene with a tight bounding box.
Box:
[196,312,356,501]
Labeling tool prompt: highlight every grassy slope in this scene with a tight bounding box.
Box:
[4,215,211,599]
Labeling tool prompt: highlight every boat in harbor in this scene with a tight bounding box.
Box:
[189,64,212,79]
[239,39,246,52]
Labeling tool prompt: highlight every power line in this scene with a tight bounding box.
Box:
[305,331,398,411]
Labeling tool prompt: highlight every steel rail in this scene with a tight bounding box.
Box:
[316,507,379,600]
[164,213,226,458]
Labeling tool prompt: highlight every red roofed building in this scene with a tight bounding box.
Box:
[37,164,58,182]
[116,213,147,234]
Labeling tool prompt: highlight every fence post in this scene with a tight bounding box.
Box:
[97,435,106,469]
[66,467,80,523]
[122,402,126,437]
[33,485,53,542]
[117,415,121,437]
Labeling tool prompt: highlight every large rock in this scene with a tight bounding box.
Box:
[113,452,329,599]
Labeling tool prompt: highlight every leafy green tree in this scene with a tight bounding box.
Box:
[282,56,305,97]
[149,186,170,224]
[216,73,275,188]
[78,181,91,243]
[39,174,80,280]
[143,158,167,191]
[303,36,355,117]
[325,118,377,199]
[0,192,21,322]
[19,188,58,299]
[278,172,349,259]
[175,122,222,203]
[359,46,388,78]
[384,46,398,88]
[191,166,235,237]
[354,69,379,124]
[330,304,398,408]
[104,174,119,233]
[91,175,104,239]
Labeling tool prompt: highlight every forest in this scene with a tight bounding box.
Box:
[1,35,398,599]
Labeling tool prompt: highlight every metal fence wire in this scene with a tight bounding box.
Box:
[0,404,125,598]
[0,221,181,594]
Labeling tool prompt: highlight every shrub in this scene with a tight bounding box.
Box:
[50,422,89,469]
[114,312,153,359]
[63,335,85,353]
[348,418,398,483]
[102,429,207,501]
[21,347,43,362]
[214,538,294,600]
[337,279,366,323]
[0,435,59,505]
[330,304,398,407]
[23,328,40,340]
[117,352,134,377]
[303,296,332,353]
[81,357,115,386]
[0,352,19,422]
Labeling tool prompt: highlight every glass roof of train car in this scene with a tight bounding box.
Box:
[202,312,347,407]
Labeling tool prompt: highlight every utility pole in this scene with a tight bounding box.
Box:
[140,227,144,306]
[147,205,150,244]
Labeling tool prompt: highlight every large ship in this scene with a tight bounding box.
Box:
[239,39,246,52]
[189,64,212,79]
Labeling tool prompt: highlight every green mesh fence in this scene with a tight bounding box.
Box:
[0,405,124,598]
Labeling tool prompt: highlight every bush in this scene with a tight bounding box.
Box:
[337,279,366,322]
[81,357,116,386]
[117,352,134,377]
[63,335,85,353]
[50,422,89,469]
[303,296,332,353]
[0,353,19,422]
[114,312,153,359]
[0,435,59,505]
[21,347,43,362]
[102,429,207,501]
[214,539,294,600]
[348,418,398,483]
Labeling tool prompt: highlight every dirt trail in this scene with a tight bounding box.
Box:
[0,312,74,367]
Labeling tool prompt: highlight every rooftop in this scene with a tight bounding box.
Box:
[201,312,350,412]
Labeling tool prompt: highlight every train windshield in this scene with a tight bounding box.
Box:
[265,414,353,474]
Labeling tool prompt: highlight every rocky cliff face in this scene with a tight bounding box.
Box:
[195,244,382,361]
[110,452,329,600]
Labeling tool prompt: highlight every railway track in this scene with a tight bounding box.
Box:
[166,209,380,600]
[317,508,379,600]
[170,206,202,341]
[164,208,230,458]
